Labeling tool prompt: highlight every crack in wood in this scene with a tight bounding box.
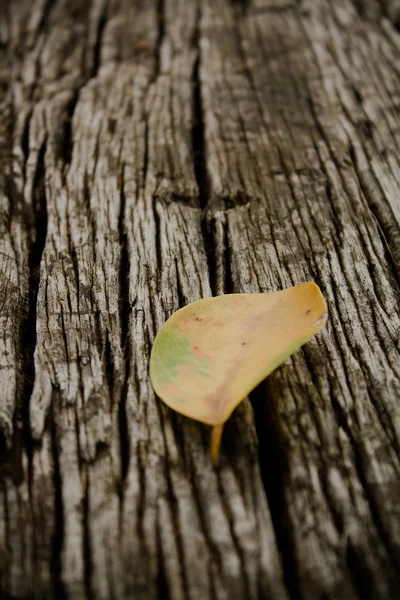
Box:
[50,407,67,600]
[82,468,94,600]
[118,164,130,484]
[191,2,221,298]
[250,384,300,600]
[91,0,108,78]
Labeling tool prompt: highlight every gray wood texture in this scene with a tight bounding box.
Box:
[1,0,400,598]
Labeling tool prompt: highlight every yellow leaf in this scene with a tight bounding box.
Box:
[150,283,327,464]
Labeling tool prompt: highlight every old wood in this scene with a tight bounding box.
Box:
[1,0,400,598]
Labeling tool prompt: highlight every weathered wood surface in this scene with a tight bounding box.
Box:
[1,0,400,598]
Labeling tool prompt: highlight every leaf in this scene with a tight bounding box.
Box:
[150,282,327,464]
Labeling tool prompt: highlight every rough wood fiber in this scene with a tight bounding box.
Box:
[0,0,399,599]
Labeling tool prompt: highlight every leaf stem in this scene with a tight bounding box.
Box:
[210,424,224,466]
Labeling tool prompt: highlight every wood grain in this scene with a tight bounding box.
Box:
[0,0,399,598]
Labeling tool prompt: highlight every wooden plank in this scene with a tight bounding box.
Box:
[199,1,400,597]
[0,0,399,598]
